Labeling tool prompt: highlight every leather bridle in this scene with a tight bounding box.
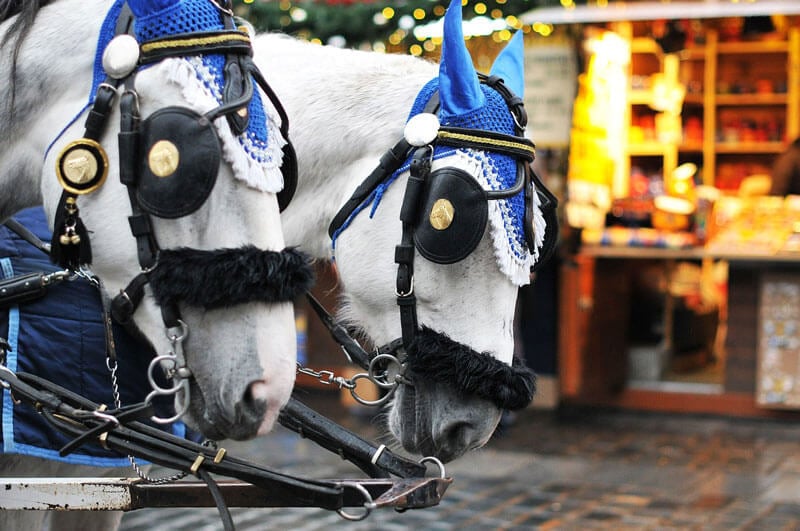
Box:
[46,1,313,421]
[323,74,557,411]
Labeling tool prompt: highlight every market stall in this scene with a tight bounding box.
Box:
[525,2,800,416]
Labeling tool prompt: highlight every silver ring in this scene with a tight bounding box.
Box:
[148,379,190,424]
[349,375,396,407]
[420,456,447,479]
[165,320,189,343]
[336,481,376,521]
[147,355,185,394]
[368,354,405,389]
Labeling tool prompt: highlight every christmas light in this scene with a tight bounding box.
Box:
[238,1,569,55]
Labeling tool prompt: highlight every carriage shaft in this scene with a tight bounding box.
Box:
[0,477,451,511]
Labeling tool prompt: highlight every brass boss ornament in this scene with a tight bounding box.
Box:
[55,139,109,195]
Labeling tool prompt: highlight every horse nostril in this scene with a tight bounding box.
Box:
[434,421,477,463]
[236,381,268,424]
[247,380,269,404]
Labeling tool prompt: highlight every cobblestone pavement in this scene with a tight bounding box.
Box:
[119,392,800,530]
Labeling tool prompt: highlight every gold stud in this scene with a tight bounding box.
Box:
[213,448,227,463]
[148,140,180,178]
[190,454,205,474]
[429,198,454,230]
[237,107,248,118]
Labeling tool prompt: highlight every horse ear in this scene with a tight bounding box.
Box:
[489,31,525,97]
[439,0,485,116]
[127,0,181,17]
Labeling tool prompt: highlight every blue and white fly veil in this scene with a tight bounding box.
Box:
[331,1,545,286]
[54,0,287,193]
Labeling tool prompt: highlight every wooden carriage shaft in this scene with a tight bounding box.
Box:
[0,477,451,511]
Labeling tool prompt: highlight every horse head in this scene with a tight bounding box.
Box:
[325,0,557,462]
[3,0,310,441]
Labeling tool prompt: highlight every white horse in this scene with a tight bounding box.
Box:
[255,0,556,464]
[1,0,304,528]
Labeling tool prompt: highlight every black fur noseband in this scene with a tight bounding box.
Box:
[148,246,313,309]
[406,326,536,411]
[112,246,314,328]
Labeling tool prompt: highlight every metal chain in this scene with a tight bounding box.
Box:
[81,262,187,484]
[107,351,187,484]
[295,364,356,390]
[295,352,409,407]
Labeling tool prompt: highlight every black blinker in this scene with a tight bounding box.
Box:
[136,107,221,219]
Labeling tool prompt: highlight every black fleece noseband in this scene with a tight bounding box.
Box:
[407,327,535,411]
[111,247,313,326]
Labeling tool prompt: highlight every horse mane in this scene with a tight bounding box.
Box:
[1,0,52,116]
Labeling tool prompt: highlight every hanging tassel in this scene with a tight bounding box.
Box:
[50,193,92,269]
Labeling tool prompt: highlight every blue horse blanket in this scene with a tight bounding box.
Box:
[0,207,183,466]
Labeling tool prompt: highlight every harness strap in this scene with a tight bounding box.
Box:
[0,272,67,310]
[394,147,431,350]
[436,127,535,161]
[327,138,412,239]
[279,397,427,479]
[0,366,348,511]
[246,59,298,211]
[304,292,372,370]
[0,219,66,309]
[50,82,120,269]
[3,218,51,254]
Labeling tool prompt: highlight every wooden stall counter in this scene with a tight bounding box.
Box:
[559,243,800,418]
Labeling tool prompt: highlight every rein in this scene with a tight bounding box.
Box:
[0,220,448,526]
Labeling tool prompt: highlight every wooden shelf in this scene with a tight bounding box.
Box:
[716,93,789,105]
[627,142,671,156]
[717,39,790,54]
[715,141,785,154]
[679,142,704,153]
[621,26,799,189]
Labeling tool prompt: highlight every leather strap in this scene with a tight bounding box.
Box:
[3,218,51,254]
[327,138,411,239]
[279,397,426,479]
[0,367,347,511]
[304,292,372,370]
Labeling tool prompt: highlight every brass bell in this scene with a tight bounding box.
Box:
[69,234,81,245]
[59,234,71,245]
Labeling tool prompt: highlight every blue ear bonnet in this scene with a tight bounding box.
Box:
[133,0,270,166]
[405,79,530,264]
[88,0,271,170]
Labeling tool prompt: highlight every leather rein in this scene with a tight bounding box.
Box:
[0,225,445,527]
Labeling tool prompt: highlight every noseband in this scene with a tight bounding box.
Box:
[324,75,557,411]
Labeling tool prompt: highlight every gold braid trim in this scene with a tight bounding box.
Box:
[437,130,536,157]
[141,32,250,53]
